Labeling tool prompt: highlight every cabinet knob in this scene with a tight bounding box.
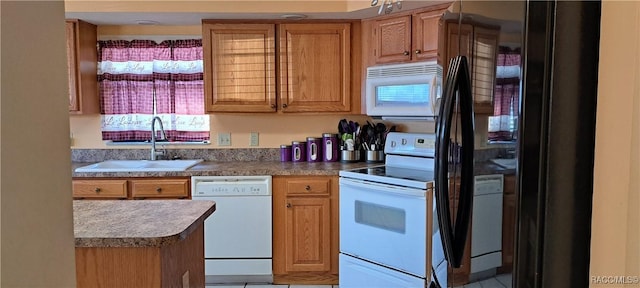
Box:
[286,203,292,208]
[156,187,162,193]
[94,187,101,193]
[282,103,288,108]
[415,49,422,55]
[403,51,410,56]
[305,185,311,191]
[271,104,277,109]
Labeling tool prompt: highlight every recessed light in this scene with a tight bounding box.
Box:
[281,14,308,20]
[135,20,160,25]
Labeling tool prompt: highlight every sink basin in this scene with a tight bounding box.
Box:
[490,158,517,170]
[75,159,204,172]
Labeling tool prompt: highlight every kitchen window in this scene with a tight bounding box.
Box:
[488,46,520,142]
[98,39,209,142]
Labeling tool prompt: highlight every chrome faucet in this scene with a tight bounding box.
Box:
[150,116,167,160]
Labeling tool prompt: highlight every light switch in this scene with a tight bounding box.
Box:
[250,132,259,146]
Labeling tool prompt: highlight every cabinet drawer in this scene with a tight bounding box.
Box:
[73,180,128,199]
[130,179,190,199]
[285,178,331,196]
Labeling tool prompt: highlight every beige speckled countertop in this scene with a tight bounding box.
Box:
[71,160,379,178]
[72,160,513,178]
[73,200,215,248]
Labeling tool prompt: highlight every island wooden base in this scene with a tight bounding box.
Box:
[76,225,204,288]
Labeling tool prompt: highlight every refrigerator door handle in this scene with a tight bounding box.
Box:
[435,55,475,268]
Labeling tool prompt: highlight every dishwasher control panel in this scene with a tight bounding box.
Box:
[191,176,272,196]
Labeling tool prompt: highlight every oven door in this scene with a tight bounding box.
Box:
[339,177,432,278]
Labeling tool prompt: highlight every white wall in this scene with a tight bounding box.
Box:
[1,1,77,286]
[590,1,640,286]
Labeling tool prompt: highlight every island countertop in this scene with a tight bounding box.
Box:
[73,200,215,248]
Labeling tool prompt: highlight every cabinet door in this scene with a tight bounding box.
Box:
[279,23,351,113]
[500,175,516,273]
[203,23,276,112]
[501,193,516,273]
[66,20,99,114]
[447,177,471,286]
[130,178,190,199]
[273,175,339,283]
[444,22,473,78]
[285,197,331,272]
[373,15,412,64]
[413,10,442,61]
[66,21,79,112]
[72,179,128,199]
[471,27,500,114]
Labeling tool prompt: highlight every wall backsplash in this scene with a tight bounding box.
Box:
[69,114,438,149]
[71,148,280,162]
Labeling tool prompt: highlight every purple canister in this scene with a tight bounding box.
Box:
[291,141,307,162]
[280,145,292,162]
[322,133,339,162]
[306,137,323,162]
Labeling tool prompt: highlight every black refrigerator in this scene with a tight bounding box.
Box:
[433,1,600,287]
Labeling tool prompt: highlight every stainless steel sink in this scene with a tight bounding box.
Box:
[74,159,204,172]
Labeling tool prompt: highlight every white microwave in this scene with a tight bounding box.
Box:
[365,61,443,118]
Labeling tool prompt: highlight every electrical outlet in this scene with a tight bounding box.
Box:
[217,132,231,146]
[250,132,259,146]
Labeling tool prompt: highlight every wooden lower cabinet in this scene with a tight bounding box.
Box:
[447,178,472,286]
[76,224,204,288]
[130,178,190,199]
[273,175,338,284]
[499,174,517,273]
[72,179,128,199]
[72,177,191,200]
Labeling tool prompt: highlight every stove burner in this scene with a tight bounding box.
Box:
[347,166,435,183]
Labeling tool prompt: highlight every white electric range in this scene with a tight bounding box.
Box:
[339,132,447,288]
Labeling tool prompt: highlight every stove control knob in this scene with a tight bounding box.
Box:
[390,140,396,147]
[402,138,408,145]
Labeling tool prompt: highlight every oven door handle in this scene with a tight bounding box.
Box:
[339,178,428,198]
[434,55,475,268]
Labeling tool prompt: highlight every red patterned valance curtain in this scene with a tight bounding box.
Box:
[488,46,521,141]
[98,39,209,142]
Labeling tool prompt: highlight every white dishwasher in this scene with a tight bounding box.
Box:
[191,176,272,284]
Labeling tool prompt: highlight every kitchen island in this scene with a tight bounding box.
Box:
[73,200,216,288]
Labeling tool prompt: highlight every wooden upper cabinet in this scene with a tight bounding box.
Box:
[443,21,499,115]
[368,5,448,65]
[203,21,357,114]
[278,23,351,113]
[413,9,443,61]
[443,22,473,76]
[66,19,99,114]
[471,27,500,114]
[373,15,412,63]
[202,23,277,112]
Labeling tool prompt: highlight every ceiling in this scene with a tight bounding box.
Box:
[65,1,452,26]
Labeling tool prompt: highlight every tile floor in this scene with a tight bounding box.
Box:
[459,273,513,288]
[206,273,512,288]
[206,285,338,288]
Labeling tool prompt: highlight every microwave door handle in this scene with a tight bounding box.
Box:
[435,56,460,268]
[430,75,443,116]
